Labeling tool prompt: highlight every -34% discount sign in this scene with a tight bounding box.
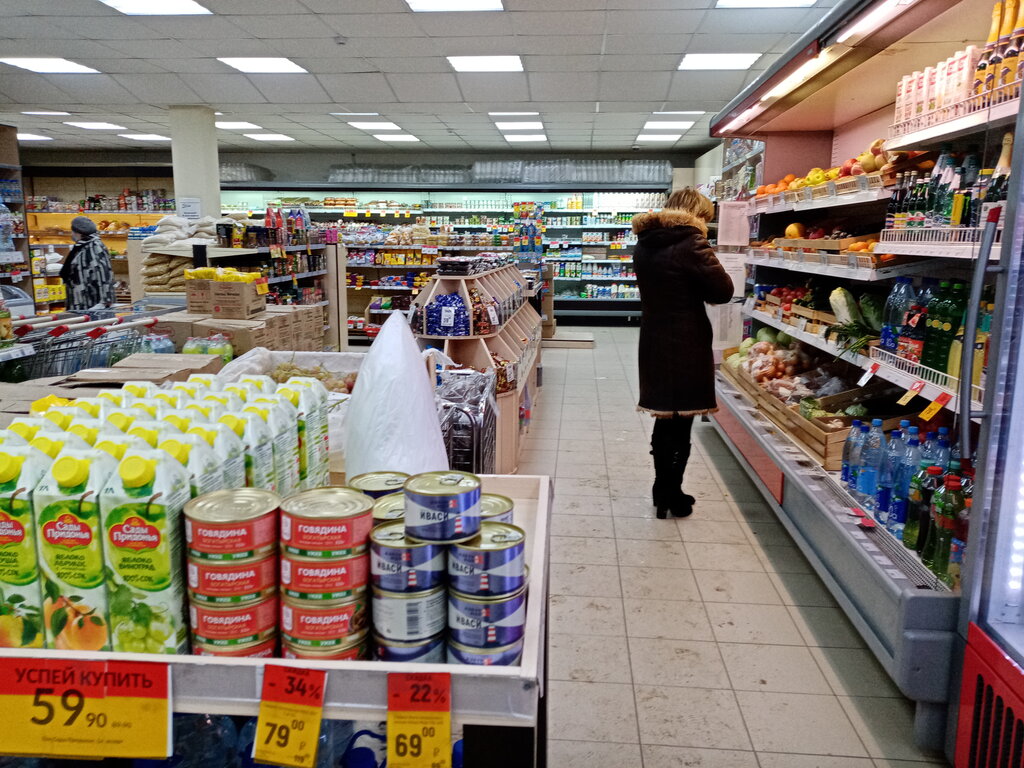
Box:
[387,672,452,768]
[254,665,327,768]
[0,658,171,759]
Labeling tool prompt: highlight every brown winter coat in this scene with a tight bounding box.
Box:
[632,209,734,416]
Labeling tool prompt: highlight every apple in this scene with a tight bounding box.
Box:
[826,168,841,180]
[856,152,876,172]
[851,161,866,175]
[840,158,856,176]
[806,168,827,186]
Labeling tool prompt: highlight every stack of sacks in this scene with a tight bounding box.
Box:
[139,215,237,251]
[141,253,191,293]
[141,215,192,249]
[189,216,220,241]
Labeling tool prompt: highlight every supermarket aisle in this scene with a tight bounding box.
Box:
[523,326,950,768]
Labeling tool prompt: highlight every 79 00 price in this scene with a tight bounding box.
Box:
[28,688,118,729]
[263,718,306,749]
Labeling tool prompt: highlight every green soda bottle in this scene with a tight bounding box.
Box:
[922,475,964,586]
[904,464,943,551]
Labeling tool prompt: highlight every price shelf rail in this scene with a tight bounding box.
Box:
[745,253,944,282]
[553,276,635,282]
[266,270,328,284]
[877,227,1003,259]
[885,90,1020,151]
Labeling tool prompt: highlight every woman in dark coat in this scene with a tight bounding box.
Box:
[632,188,734,518]
[61,216,116,311]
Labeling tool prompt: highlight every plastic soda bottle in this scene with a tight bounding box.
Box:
[875,430,903,522]
[840,420,863,486]
[905,465,944,552]
[847,423,869,492]
[856,419,887,509]
[922,475,964,587]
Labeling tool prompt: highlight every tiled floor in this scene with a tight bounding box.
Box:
[529,326,950,768]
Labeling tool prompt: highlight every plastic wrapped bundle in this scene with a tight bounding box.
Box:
[436,368,498,474]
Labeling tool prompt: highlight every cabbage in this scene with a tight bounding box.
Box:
[777,332,795,348]
[829,287,864,325]
[755,327,778,344]
[739,337,756,354]
[859,294,884,332]
[725,353,743,370]
[844,403,869,418]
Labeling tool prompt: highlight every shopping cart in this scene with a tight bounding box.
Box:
[16,315,159,380]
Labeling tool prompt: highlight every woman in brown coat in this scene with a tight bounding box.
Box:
[632,189,734,518]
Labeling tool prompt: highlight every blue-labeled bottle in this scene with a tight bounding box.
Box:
[841,419,863,485]
[887,428,922,537]
[876,429,903,522]
[847,423,870,493]
[920,430,939,466]
[856,418,887,508]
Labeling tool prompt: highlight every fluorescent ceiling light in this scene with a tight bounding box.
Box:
[488,111,539,116]
[244,133,295,141]
[836,0,913,44]
[22,111,70,116]
[761,50,835,102]
[0,58,99,74]
[643,121,694,130]
[495,121,543,130]
[331,112,379,116]
[717,0,815,6]
[17,133,52,141]
[349,121,401,130]
[678,53,762,70]
[97,0,211,12]
[216,121,261,130]
[65,121,125,130]
[720,105,765,133]
[119,134,171,141]
[406,0,502,9]
[447,55,523,72]
[505,134,546,142]
[374,134,420,142]
[218,57,306,74]
[636,134,681,142]
[654,111,705,115]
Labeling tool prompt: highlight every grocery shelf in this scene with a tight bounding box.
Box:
[751,187,892,214]
[885,97,1020,151]
[721,147,764,175]
[31,209,169,215]
[266,269,328,284]
[144,244,326,258]
[554,296,639,301]
[347,285,421,291]
[221,181,668,192]
[546,258,633,264]
[552,276,635,282]
[541,223,633,229]
[434,264,522,281]
[417,296,532,340]
[0,343,34,362]
[745,255,941,281]
[347,263,438,269]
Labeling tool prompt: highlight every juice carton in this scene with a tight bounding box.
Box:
[186,373,220,390]
[182,400,225,424]
[122,381,161,400]
[68,398,108,419]
[0,445,55,648]
[29,395,70,415]
[187,425,246,490]
[151,391,184,410]
[101,410,139,438]
[158,409,201,433]
[127,421,182,449]
[239,375,277,394]
[200,390,245,412]
[159,434,223,498]
[224,382,262,404]
[30,435,90,460]
[96,390,125,409]
[0,429,29,447]
[219,413,275,491]
[170,382,204,399]
[33,448,118,650]
[67,419,107,447]
[95,436,148,462]
[100,449,191,654]
[245,396,300,497]
[8,418,63,444]
[41,409,79,431]
[128,398,165,419]
[277,384,326,490]
[284,377,331,486]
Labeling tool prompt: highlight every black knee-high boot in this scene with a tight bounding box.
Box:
[651,415,695,518]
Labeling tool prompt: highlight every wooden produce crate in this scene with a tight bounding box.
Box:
[775,233,880,252]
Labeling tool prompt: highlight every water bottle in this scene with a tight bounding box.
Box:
[934,437,951,472]
[856,419,887,508]
[134,713,239,767]
[888,428,922,537]
[881,277,915,352]
[920,431,938,466]
[847,423,870,493]
[841,420,863,486]
[875,430,903,522]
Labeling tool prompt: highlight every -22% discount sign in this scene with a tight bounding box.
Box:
[254,665,327,768]
[387,672,452,768]
[0,658,171,759]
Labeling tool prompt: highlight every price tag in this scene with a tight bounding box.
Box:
[795,317,808,333]
[743,296,755,313]
[422,247,438,256]
[343,211,358,218]
[857,362,880,387]
[487,306,499,325]
[255,280,269,295]
[440,307,455,327]
[254,665,327,768]
[0,658,171,759]
[919,391,953,420]
[897,380,927,406]
[505,362,516,382]
[872,554,893,566]
[387,672,451,768]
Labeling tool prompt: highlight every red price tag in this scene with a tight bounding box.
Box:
[919,391,953,420]
[254,666,326,768]
[897,379,927,406]
[387,673,451,768]
[856,362,880,387]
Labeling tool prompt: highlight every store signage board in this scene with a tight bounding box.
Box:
[0,658,171,759]
[387,672,452,768]
[253,665,326,768]
[179,197,202,221]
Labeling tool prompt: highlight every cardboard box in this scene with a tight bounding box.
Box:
[55,367,190,387]
[194,318,269,356]
[211,281,266,320]
[149,311,211,351]
[249,312,289,350]
[186,279,214,314]
[113,353,223,375]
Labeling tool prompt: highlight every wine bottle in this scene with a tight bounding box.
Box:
[886,173,904,229]
[1001,0,1024,92]
[982,133,1014,227]
[975,2,1005,96]
[992,0,1019,97]
[895,171,916,229]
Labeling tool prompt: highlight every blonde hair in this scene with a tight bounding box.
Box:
[665,188,714,222]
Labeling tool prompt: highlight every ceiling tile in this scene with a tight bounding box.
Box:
[136,16,252,39]
[686,32,785,53]
[386,73,462,102]
[605,9,706,33]
[323,13,425,37]
[370,57,448,73]
[299,0,409,11]
[317,73,396,101]
[525,55,601,73]
[246,74,333,103]
[457,73,529,101]
[49,16,169,40]
[599,54,681,71]
[668,71,748,100]
[293,58,383,74]
[184,74,269,103]
[697,8,814,34]
[336,36,441,56]
[603,34,692,54]
[205,0,310,12]
[415,12,514,37]
[0,75,73,104]
[228,13,339,38]
[104,39,203,59]
[600,71,670,101]
[530,72,599,101]
[509,11,607,35]
[112,74,201,103]
[43,75,137,105]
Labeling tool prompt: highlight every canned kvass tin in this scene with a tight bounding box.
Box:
[187,554,277,605]
[350,471,409,499]
[404,471,481,544]
[280,487,374,557]
[448,522,526,597]
[281,595,369,647]
[189,596,278,646]
[184,488,280,561]
[193,636,278,658]
[447,638,523,666]
[280,551,369,601]
[373,494,405,526]
[370,520,446,593]
[448,587,526,648]
[282,631,369,660]
[372,585,447,642]
[374,632,446,664]
[480,493,514,524]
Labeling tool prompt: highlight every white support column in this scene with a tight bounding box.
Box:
[169,106,220,221]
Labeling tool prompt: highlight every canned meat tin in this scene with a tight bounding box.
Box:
[283,631,369,660]
[448,587,526,648]
[350,471,409,499]
[280,487,374,557]
[480,493,514,524]
[448,522,526,597]
[370,520,446,593]
[374,632,446,664]
[193,637,277,658]
[404,471,481,544]
[372,585,447,642]
[184,488,280,561]
[372,494,405,526]
[190,596,278,646]
[187,555,277,605]
[281,551,368,601]
[281,596,369,647]
[448,638,523,666]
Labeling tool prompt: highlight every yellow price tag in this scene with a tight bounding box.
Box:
[255,280,269,295]
[919,391,953,420]
[0,658,171,759]
[254,666,326,768]
[343,211,357,217]
[387,673,451,768]
[896,379,926,406]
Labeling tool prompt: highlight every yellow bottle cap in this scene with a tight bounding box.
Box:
[185,403,211,417]
[106,412,135,432]
[67,425,98,446]
[131,403,157,417]
[124,384,148,398]
[97,391,123,405]
[225,386,248,402]
[96,441,127,460]
[9,423,39,442]
[71,400,99,417]
[172,384,199,396]
[53,456,90,487]
[43,411,72,430]
[243,406,268,421]
[159,439,191,465]
[30,395,69,414]
[277,388,299,407]
[0,453,25,484]
[204,394,229,406]
[30,437,63,458]
[219,415,245,437]
[163,415,190,432]
[119,456,155,488]
[154,393,178,406]
[242,378,268,391]
[128,427,158,447]
[187,427,216,446]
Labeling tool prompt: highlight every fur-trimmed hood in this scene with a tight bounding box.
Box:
[631,209,709,237]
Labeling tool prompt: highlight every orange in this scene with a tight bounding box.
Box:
[55,611,108,651]
[783,173,797,183]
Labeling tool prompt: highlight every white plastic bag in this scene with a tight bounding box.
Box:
[345,313,448,477]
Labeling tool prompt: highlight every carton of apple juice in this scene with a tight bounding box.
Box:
[0,445,56,648]
[101,449,191,654]
[33,449,117,650]
[187,424,246,490]
[219,413,275,491]
[277,383,326,490]
[245,397,300,497]
[158,435,223,498]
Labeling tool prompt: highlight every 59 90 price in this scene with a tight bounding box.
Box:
[28,688,118,729]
